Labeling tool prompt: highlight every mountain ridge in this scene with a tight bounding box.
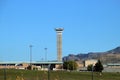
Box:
[63,46,120,64]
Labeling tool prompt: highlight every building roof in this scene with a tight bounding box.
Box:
[0,61,63,64]
[107,63,120,66]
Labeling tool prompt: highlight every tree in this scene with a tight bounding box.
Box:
[94,60,104,72]
[87,64,93,71]
[63,61,78,70]
[26,65,32,70]
[63,61,69,70]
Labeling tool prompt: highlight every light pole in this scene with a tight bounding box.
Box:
[29,45,33,70]
[44,48,47,61]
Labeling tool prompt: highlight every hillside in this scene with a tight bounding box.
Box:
[63,46,120,64]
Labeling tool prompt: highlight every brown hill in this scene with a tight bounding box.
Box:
[63,46,120,64]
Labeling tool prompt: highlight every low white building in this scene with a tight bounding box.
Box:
[0,61,63,70]
[84,59,97,67]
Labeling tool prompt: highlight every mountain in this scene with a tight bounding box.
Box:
[63,46,120,64]
[107,46,120,53]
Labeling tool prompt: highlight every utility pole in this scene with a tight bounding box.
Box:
[48,64,51,80]
[4,68,6,80]
[92,64,94,80]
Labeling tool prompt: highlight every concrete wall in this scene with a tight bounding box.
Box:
[103,68,120,72]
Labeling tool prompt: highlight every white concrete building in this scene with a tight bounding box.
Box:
[84,59,97,67]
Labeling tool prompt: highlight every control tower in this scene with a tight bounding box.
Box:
[55,28,64,62]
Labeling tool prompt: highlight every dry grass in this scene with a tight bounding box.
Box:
[0,69,120,80]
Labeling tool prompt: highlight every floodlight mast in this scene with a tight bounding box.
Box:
[29,45,33,70]
[45,48,47,61]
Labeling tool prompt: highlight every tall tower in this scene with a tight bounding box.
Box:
[55,28,64,62]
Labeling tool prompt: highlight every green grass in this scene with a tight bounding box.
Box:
[0,69,120,80]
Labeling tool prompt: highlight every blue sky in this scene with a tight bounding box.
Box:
[0,0,120,61]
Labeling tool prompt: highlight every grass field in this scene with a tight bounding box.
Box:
[0,69,120,80]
